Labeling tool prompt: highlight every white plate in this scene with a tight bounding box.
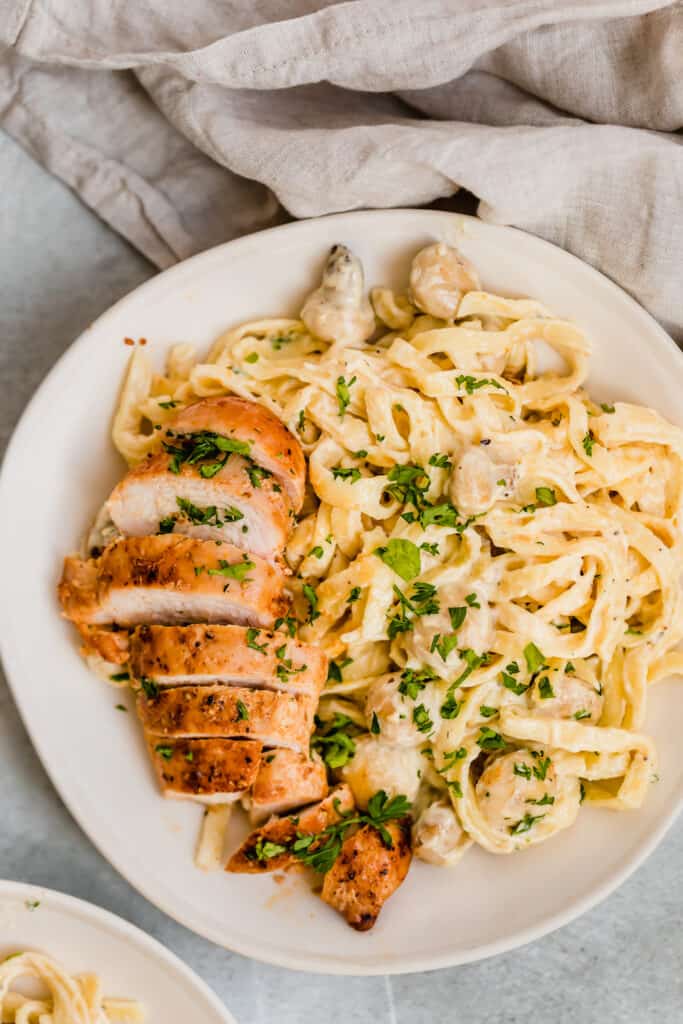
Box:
[1,210,682,975]
[0,880,236,1022]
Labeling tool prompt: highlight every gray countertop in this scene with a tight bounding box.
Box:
[1,130,681,1024]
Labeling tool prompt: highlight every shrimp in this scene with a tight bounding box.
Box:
[409,242,480,320]
[450,445,517,516]
[531,669,604,723]
[365,672,440,747]
[402,588,494,676]
[476,750,559,834]
[300,244,375,346]
[340,735,423,809]
[413,800,466,866]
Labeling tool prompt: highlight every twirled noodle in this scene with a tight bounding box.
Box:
[0,952,143,1023]
[111,248,683,864]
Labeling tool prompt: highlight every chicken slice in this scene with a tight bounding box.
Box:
[169,396,306,512]
[76,624,130,665]
[129,624,326,699]
[58,536,287,629]
[137,684,316,752]
[145,736,262,804]
[107,453,291,560]
[247,749,328,824]
[227,784,354,873]
[321,818,412,931]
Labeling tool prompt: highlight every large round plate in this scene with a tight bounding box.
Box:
[0,880,236,1021]
[1,210,682,974]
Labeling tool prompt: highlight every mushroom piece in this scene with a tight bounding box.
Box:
[301,245,375,346]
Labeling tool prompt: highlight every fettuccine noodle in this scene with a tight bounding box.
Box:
[111,244,683,863]
[0,952,143,1023]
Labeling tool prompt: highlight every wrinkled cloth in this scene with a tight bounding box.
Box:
[1,0,681,338]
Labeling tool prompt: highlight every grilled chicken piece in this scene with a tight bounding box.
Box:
[129,624,326,699]
[170,396,306,512]
[248,749,328,824]
[227,784,355,873]
[321,818,412,931]
[58,536,286,629]
[137,684,315,752]
[107,453,291,561]
[76,624,129,665]
[145,736,262,804]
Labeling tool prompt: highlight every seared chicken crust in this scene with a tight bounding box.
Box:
[145,735,262,804]
[58,535,287,629]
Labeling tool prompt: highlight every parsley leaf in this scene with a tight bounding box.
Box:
[303,583,320,622]
[524,642,546,675]
[582,431,596,457]
[336,375,357,417]
[535,486,557,506]
[375,538,422,582]
[207,556,255,581]
[510,813,545,835]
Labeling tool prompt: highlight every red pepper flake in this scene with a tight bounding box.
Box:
[124,337,135,346]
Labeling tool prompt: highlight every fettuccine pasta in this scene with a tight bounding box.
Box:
[111,240,683,863]
[0,952,143,1023]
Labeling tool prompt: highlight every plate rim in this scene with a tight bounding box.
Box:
[1,208,682,975]
[0,879,237,1020]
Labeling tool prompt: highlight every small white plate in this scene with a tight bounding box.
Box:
[0,880,236,1022]
[1,210,682,974]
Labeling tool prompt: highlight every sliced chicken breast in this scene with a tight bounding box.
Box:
[170,396,306,512]
[227,784,355,873]
[106,453,292,560]
[75,624,130,665]
[129,624,326,699]
[248,749,329,824]
[145,736,262,804]
[321,818,412,931]
[58,536,287,629]
[137,684,315,752]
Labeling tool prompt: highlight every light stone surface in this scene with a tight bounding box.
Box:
[1,130,681,1024]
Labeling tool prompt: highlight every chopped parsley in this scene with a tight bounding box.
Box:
[412,704,434,734]
[351,449,368,459]
[582,431,596,457]
[110,671,130,682]
[513,762,532,779]
[303,583,320,622]
[565,661,576,674]
[207,555,255,581]
[311,713,359,769]
[236,699,250,721]
[535,486,557,506]
[510,813,545,835]
[448,605,467,631]
[465,593,480,608]
[524,642,546,675]
[336,375,356,417]
[246,628,268,653]
[480,705,498,718]
[370,711,381,735]
[600,402,615,414]
[327,658,352,683]
[157,399,178,409]
[455,374,506,396]
[537,676,555,700]
[155,744,173,760]
[274,615,297,638]
[420,542,439,556]
[158,515,176,534]
[428,453,452,469]
[331,466,362,483]
[430,632,459,662]
[573,708,591,720]
[398,666,436,700]
[275,791,412,873]
[176,496,243,526]
[346,586,361,604]
[163,430,251,478]
[309,545,324,559]
[476,727,507,751]
[139,677,159,699]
